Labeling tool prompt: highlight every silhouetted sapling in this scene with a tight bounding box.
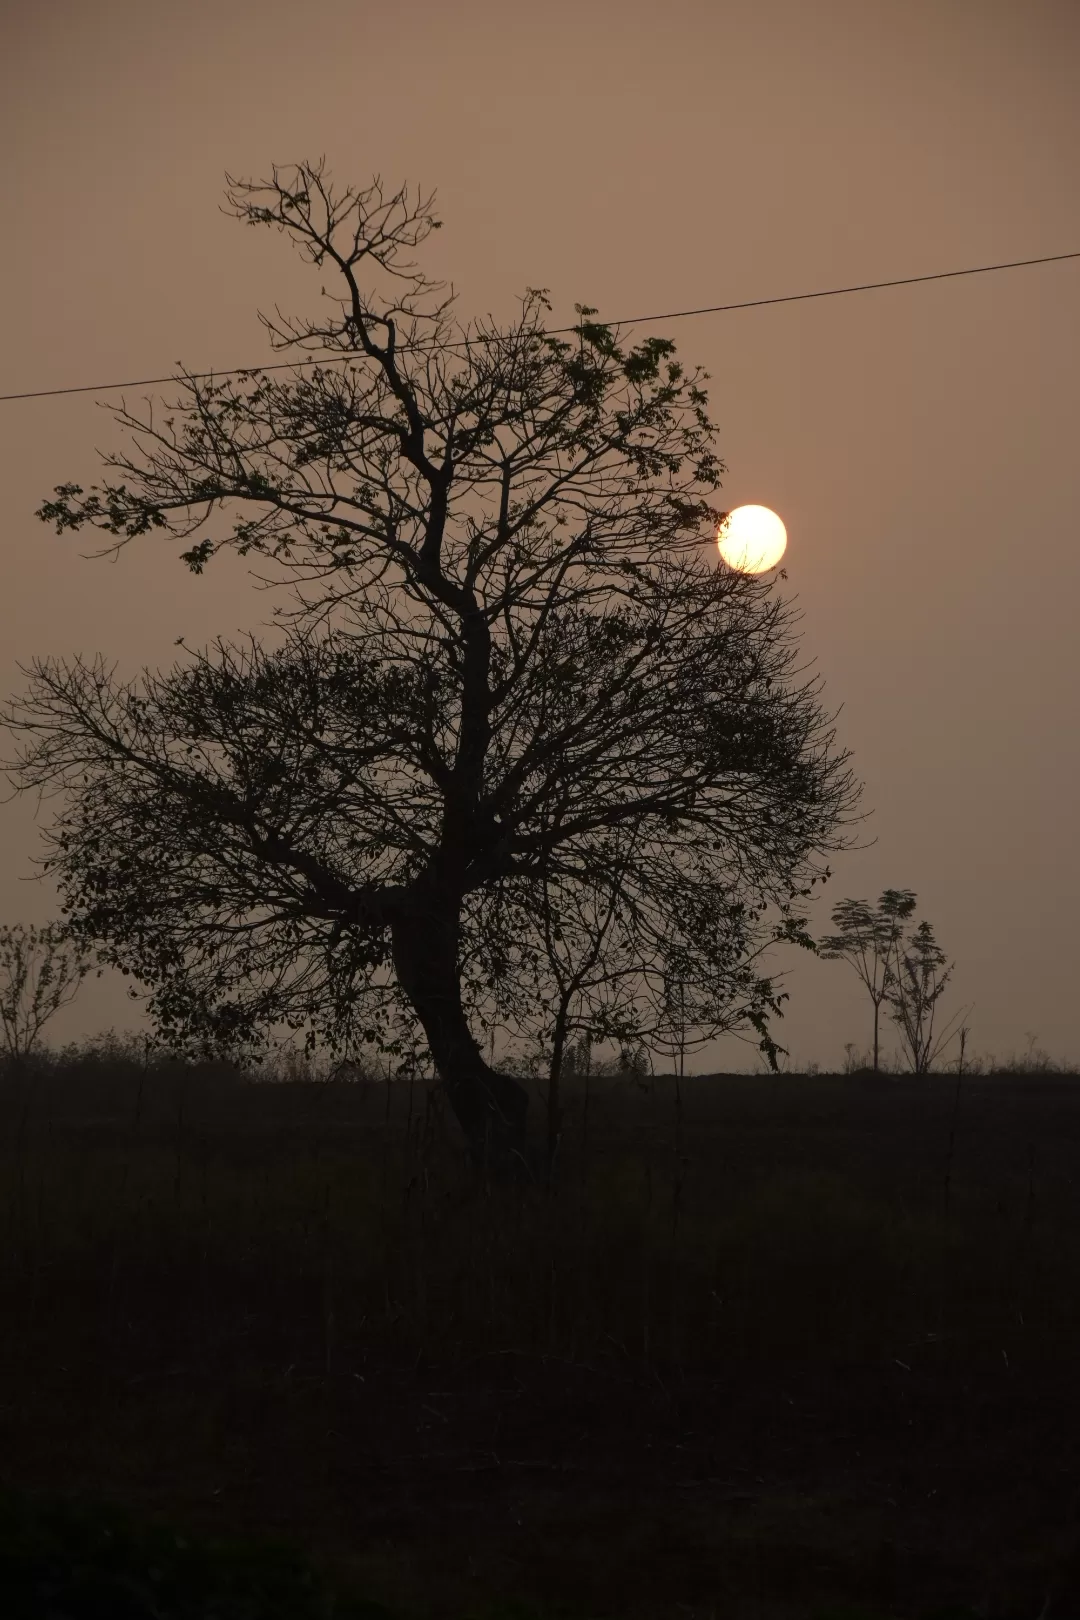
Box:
[0,921,100,1068]
[822,890,962,1074]
[820,890,916,1072]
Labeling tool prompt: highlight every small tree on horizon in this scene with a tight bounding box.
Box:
[819,889,916,1072]
[0,921,101,1065]
[478,811,813,1179]
[885,917,959,1074]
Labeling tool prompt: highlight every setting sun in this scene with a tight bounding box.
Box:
[716,505,788,573]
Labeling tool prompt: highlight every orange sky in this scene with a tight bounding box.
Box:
[1,0,1077,1071]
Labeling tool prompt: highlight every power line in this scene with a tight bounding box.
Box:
[2,248,1077,406]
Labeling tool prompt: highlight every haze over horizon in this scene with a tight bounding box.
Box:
[1,0,1077,1072]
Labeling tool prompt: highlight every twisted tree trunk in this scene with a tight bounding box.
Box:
[390,890,538,1186]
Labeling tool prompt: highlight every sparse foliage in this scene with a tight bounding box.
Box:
[480,808,806,1179]
[885,917,960,1075]
[0,921,100,1064]
[823,890,965,1075]
[4,158,860,1179]
[820,890,916,1071]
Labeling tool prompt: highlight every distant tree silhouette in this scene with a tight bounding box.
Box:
[0,921,99,1065]
[820,890,916,1072]
[3,159,860,1181]
[822,889,963,1075]
[885,917,958,1075]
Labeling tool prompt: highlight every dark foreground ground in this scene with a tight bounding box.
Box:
[2,1055,1079,1619]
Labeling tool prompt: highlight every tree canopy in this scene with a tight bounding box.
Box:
[3,159,861,1180]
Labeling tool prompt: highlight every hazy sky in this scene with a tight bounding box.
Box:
[1,0,1077,1071]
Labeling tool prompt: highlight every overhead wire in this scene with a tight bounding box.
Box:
[1,248,1077,405]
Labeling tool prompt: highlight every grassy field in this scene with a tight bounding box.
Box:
[1,1042,1079,1618]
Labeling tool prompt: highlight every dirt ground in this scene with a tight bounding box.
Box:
[3,1326,1079,1618]
[3,1064,1079,1618]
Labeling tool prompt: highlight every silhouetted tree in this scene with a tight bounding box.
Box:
[820,889,916,1071]
[0,921,99,1065]
[518,831,645,1181]
[484,815,810,1181]
[3,159,860,1181]
[885,917,957,1074]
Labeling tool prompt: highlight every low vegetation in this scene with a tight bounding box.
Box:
[2,1036,1079,1618]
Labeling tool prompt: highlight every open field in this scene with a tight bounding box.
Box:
[2,1047,1079,1618]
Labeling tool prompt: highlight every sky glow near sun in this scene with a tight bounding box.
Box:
[716,505,788,574]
